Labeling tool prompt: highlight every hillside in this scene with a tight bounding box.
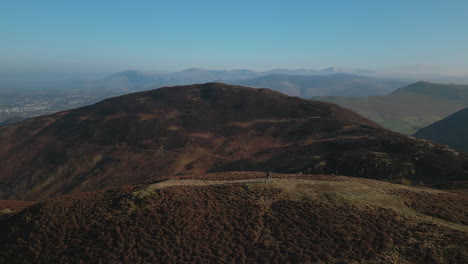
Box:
[392,81,468,100]
[0,83,467,200]
[0,173,466,263]
[414,108,468,153]
[315,81,468,134]
[225,73,407,97]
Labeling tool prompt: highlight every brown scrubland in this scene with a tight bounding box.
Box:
[0,173,466,263]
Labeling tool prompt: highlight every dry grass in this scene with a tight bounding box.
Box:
[133,176,468,232]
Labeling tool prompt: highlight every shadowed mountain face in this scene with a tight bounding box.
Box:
[414,108,468,153]
[225,73,408,97]
[0,83,467,200]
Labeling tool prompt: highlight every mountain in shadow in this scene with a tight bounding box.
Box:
[414,107,468,153]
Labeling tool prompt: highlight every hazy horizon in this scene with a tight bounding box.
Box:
[2,0,468,83]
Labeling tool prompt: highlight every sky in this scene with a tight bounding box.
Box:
[1,0,468,78]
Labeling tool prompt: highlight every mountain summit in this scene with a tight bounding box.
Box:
[0,83,467,200]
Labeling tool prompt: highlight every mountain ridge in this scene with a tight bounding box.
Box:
[0,83,467,200]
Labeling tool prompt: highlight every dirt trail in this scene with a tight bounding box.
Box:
[152,178,270,188]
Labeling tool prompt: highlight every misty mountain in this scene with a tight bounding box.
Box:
[0,68,411,124]
[106,70,157,86]
[316,81,468,134]
[99,68,385,92]
[161,68,260,83]
[261,67,376,76]
[0,67,402,94]
[392,81,468,100]
[0,69,411,124]
[224,73,408,97]
[99,68,261,91]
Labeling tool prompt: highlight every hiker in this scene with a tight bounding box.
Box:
[265,169,273,183]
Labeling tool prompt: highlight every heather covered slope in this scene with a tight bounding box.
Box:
[0,173,466,264]
[414,108,468,153]
[0,83,467,200]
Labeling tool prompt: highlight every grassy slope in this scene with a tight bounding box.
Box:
[0,173,467,264]
[315,82,468,135]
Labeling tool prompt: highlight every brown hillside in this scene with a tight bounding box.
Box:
[0,173,466,264]
[0,83,467,200]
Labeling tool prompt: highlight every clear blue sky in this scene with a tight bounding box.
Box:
[1,0,468,75]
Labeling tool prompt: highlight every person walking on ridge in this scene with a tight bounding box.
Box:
[265,169,273,183]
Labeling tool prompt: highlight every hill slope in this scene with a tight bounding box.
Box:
[392,81,468,100]
[315,81,468,134]
[0,173,467,263]
[414,108,468,153]
[225,73,408,97]
[0,83,467,200]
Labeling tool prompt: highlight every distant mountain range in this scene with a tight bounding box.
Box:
[414,107,468,153]
[96,67,398,93]
[315,82,468,134]
[0,68,411,124]
[224,73,407,97]
[103,68,260,89]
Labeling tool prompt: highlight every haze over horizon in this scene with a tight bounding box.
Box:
[1,0,468,82]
